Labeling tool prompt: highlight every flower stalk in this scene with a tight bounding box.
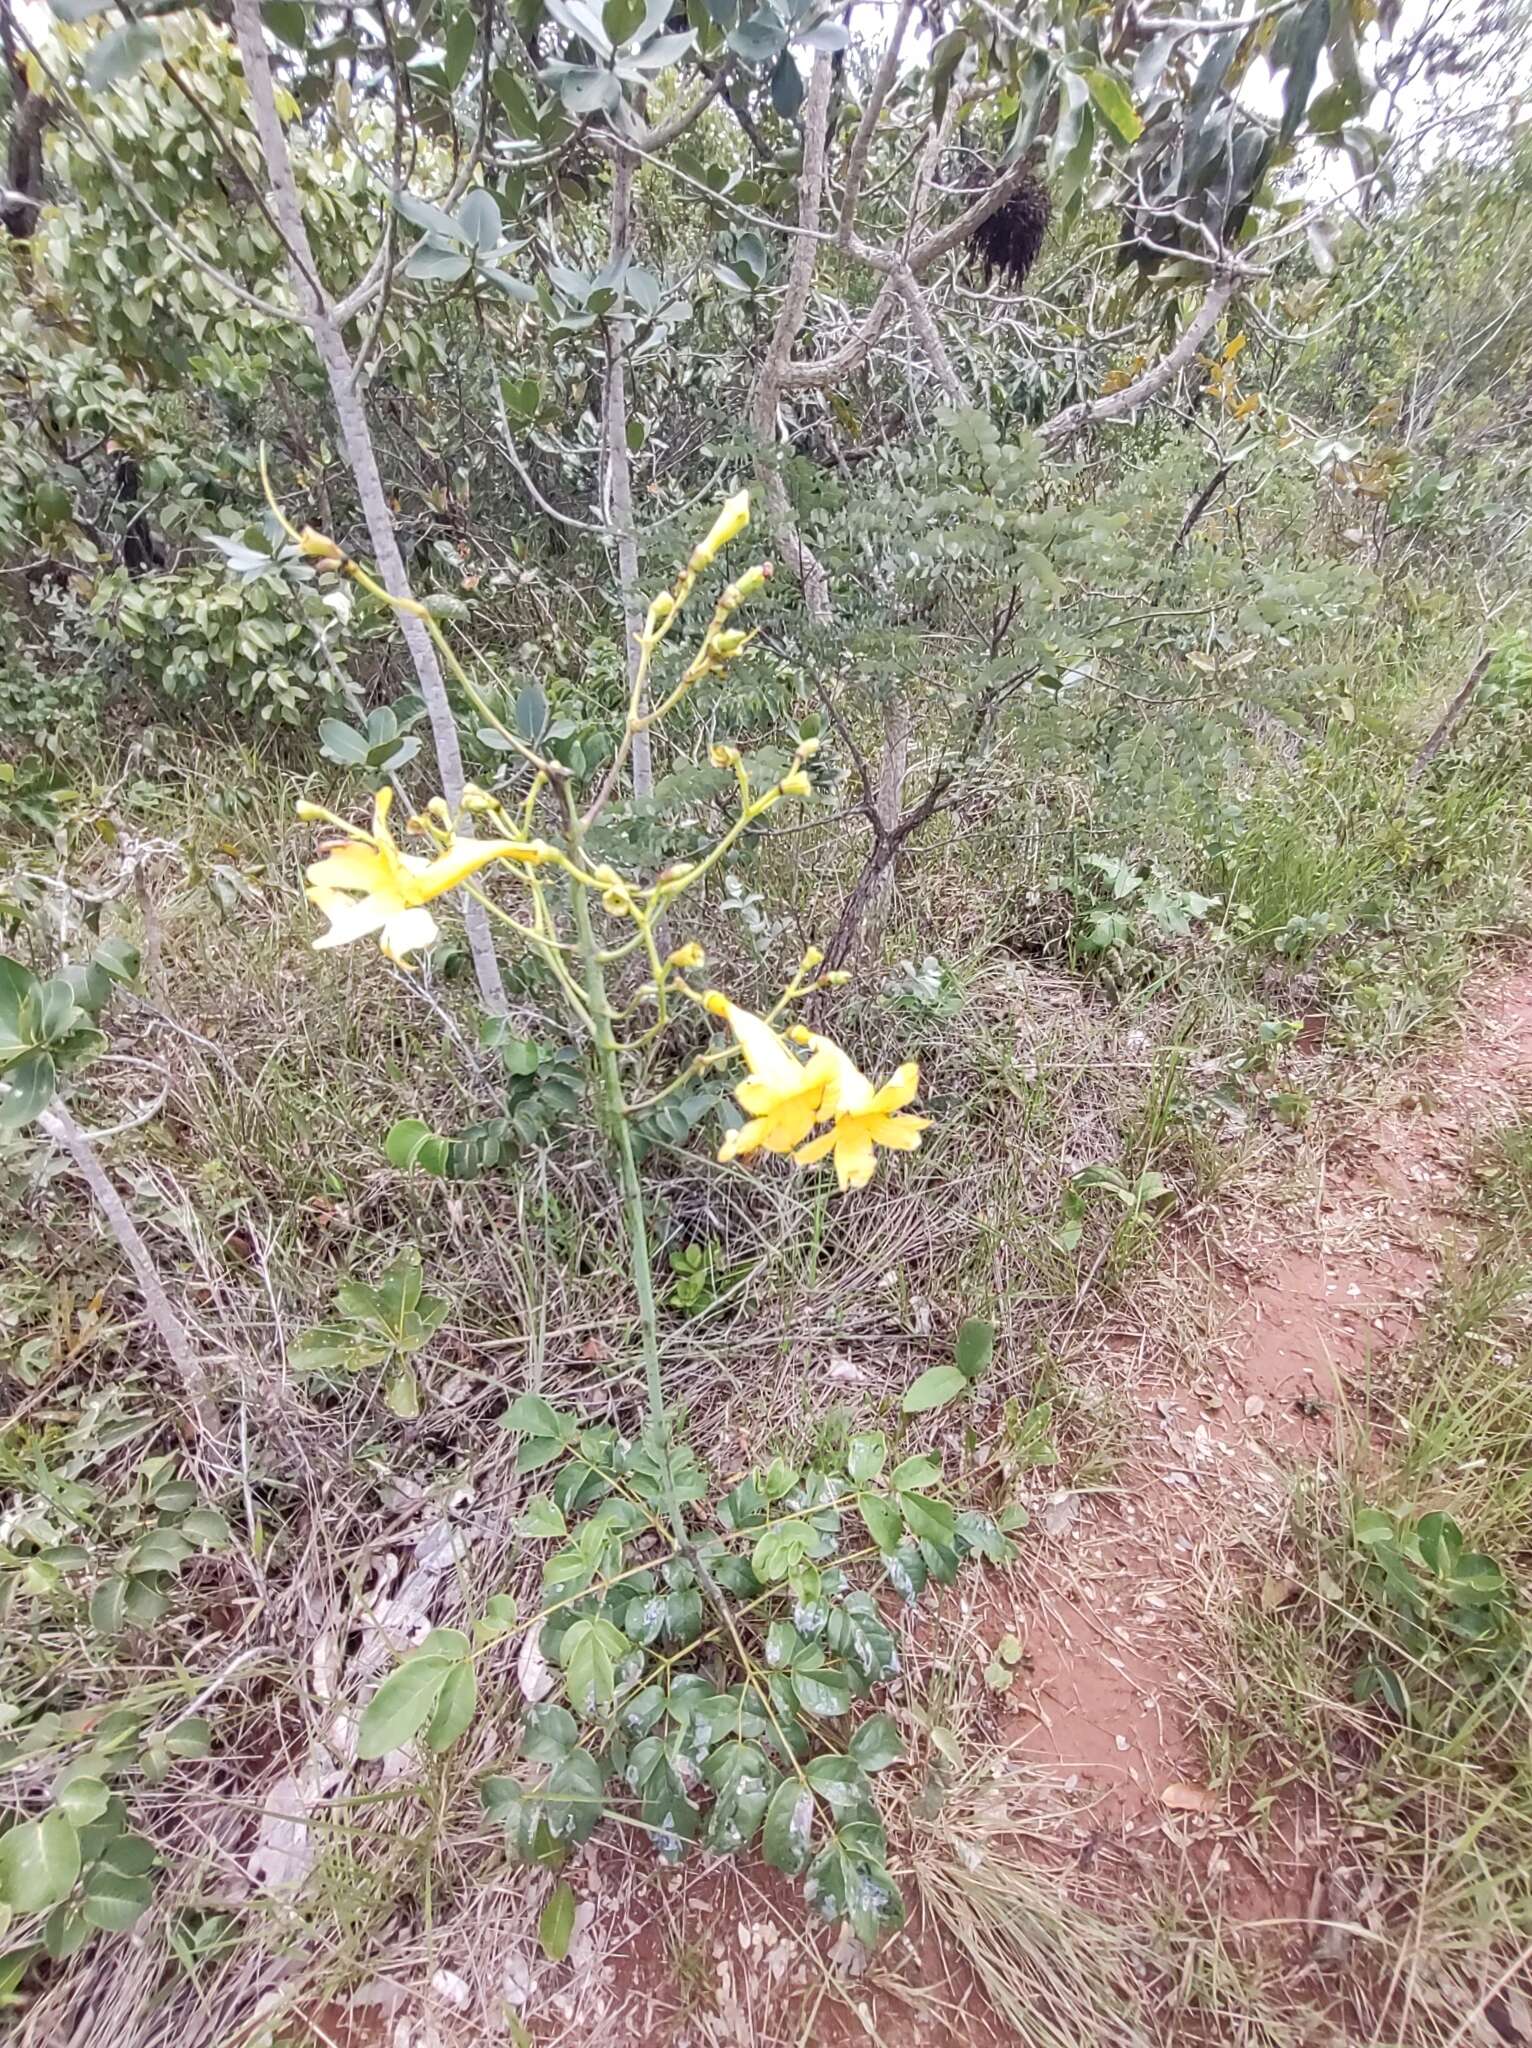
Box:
[267,477,932,1466]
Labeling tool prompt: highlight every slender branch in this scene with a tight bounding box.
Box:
[838,0,915,248]
[1408,649,1492,785]
[748,52,835,621]
[1038,275,1238,447]
[39,1102,218,1434]
[601,145,652,798]
[230,0,505,1013]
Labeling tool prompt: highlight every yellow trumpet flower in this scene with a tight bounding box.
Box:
[303,788,546,966]
[704,992,835,1161]
[789,1034,930,1192]
[689,490,750,574]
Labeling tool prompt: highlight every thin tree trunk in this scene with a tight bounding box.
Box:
[40,1103,218,1435]
[230,0,505,1013]
[1409,649,1492,785]
[747,52,834,623]
[825,839,895,970]
[601,146,652,798]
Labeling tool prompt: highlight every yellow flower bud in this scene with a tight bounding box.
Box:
[591,864,621,888]
[796,734,821,760]
[703,990,731,1020]
[722,563,772,608]
[297,526,345,567]
[425,798,454,829]
[688,490,750,572]
[657,861,694,885]
[709,743,742,770]
[665,942,706,971]
[800,946,824,971]
[712,629,750,658]
[642,590,676,643]
[824,970,851,986]
[779,770,812,799]
[460,783,496,813]
[294,800,331,822]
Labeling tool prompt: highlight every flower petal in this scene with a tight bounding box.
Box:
[308,887,392,949]
[755,1095,825,1154]
[798,1033,873,1116]
[305,843,400,898]
[379,905,440,964]
[792,1127,838,1168]
[719,1118,768,1163]
[414,838,545,898]
[867,1111,929,1153]
[706,993,804,1094]
[833,1125,879,1191]
[868,1062,921,1115]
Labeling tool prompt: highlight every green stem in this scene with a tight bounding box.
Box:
[570,877,665,1427]
[561,806,685,1553]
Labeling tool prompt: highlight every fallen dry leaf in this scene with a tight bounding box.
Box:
[1261,1570,1298,1612]
[517,1628,554,1703]
[1160,1782,1219,1815]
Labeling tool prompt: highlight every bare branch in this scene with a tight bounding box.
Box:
[601,144,653,797]
[838,0,916,248]
[39,1102,218,1436]
[749,52,836,621]
[1039,275,1238,447]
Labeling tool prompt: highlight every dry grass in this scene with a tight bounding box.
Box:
[5,673,1532,2048]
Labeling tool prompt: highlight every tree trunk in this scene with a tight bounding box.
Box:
[601,145,652,798]
[230,0,505,1013]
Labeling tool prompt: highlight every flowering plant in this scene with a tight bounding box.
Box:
[261,480,1011,1947]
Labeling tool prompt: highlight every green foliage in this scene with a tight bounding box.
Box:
[0,1394,227,1964]
[902,1316,996,1415]
[1053,1164,1175,1255]
[99,565,360,723]
[385,1028,587,1181]
[461,1404,1016,1948]
[883,956,963,1024]
[0,1444,229,1633]
[1349,1507,1527,1728]
[0,943,135,1129]
[290,1249,449,1416]
[319,698,426,778]
[666,1241,719,1313]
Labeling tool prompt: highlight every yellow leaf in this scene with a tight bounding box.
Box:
[1222,333,1248,362]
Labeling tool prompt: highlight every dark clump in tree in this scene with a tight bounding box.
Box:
[970,165,1052,289]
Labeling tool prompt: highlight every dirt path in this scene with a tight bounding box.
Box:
[984,965,1532,1924]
